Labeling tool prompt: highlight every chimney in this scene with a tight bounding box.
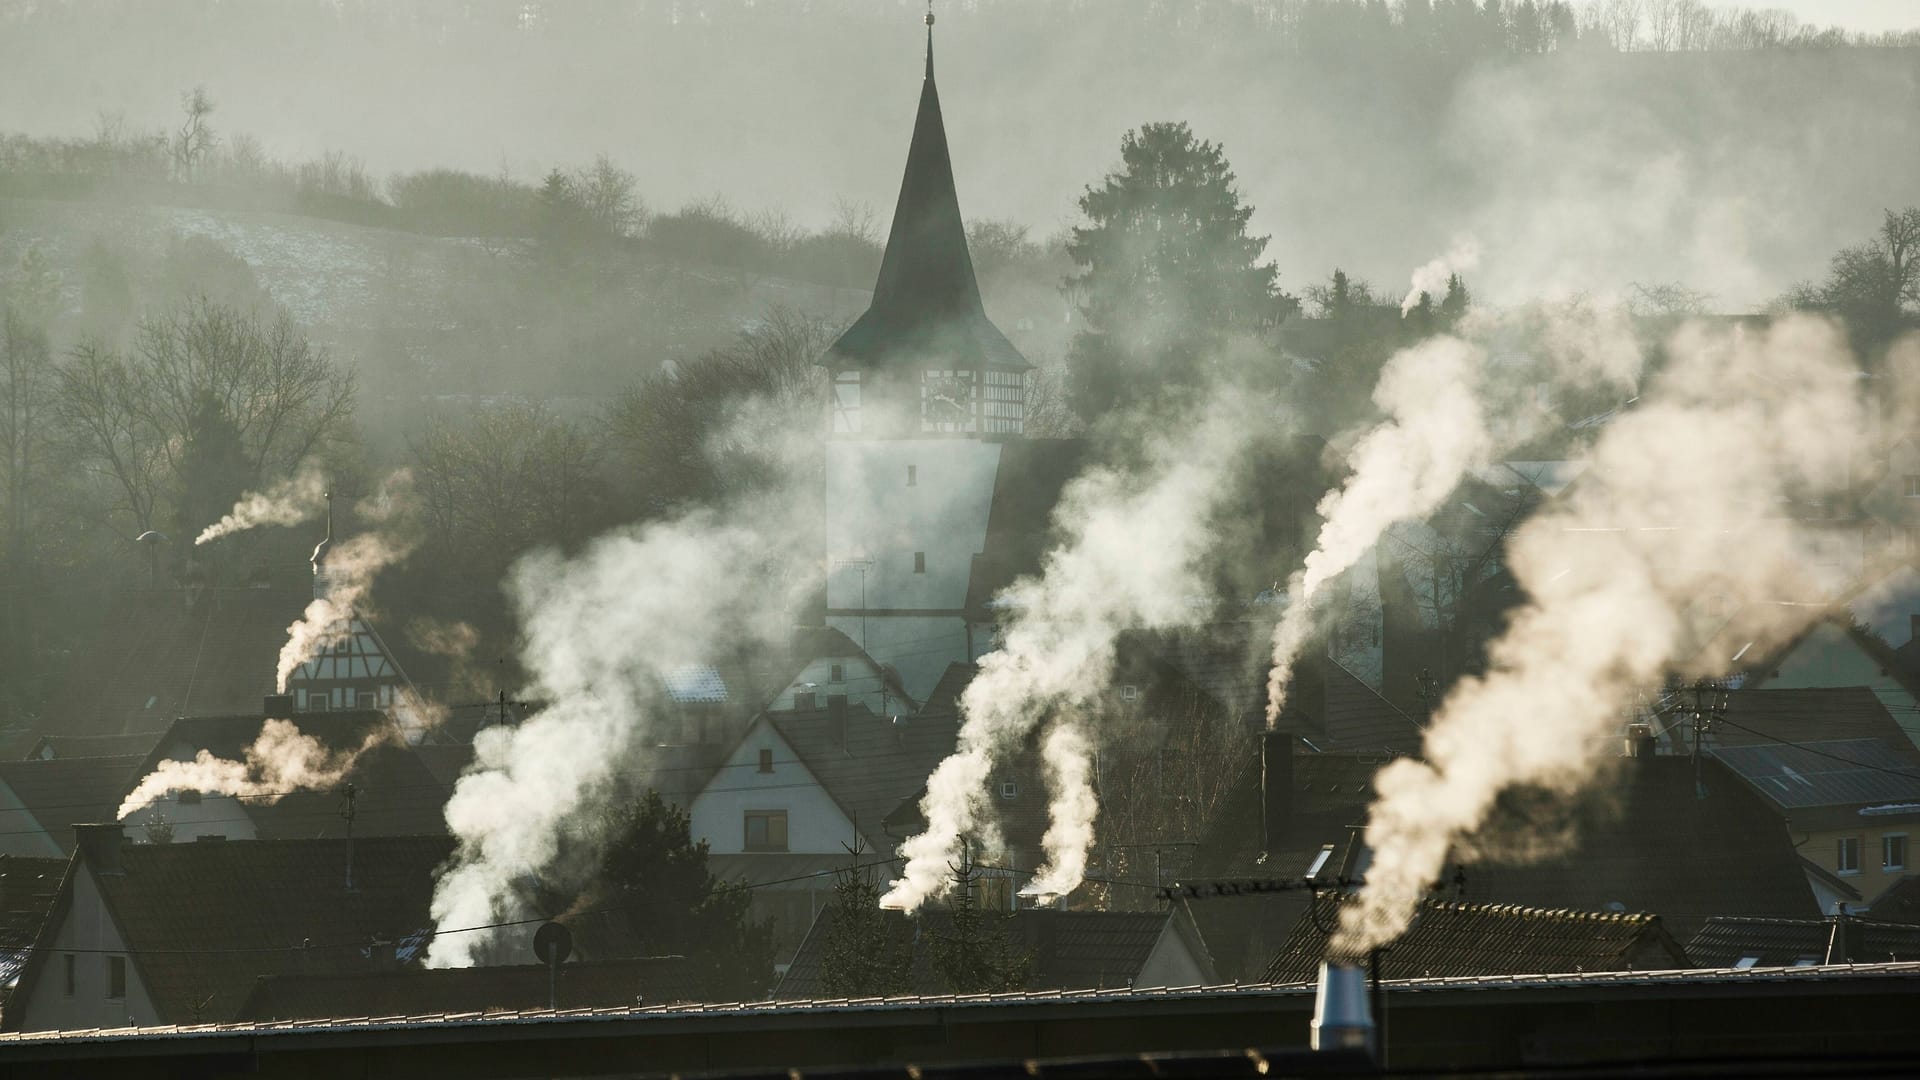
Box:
[74,823,126,876]
[1624,722,1656,759]
[1310,962,1376,1056]
[827,694,849,746]
[1261,731,1291,856]
[264,694,296,719]
[1825,906,1866,964]
[367,938,399,972]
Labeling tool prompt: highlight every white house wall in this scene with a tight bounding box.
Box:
[0,780,64,859]
[1134,921,1211,990]
[120,793,259,845]
[689,721,861,856]
[771,655,900,716]
[17,865,158,1031]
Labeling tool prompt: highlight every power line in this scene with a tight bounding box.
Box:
[1712,717,1920,783]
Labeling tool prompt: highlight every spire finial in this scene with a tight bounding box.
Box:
[924,1,935,80]
[323,490,333,542]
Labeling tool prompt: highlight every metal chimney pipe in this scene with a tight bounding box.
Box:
[1311,962,1376,1056]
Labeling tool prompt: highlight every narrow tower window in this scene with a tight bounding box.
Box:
[913,552,926,574]
[907,464,917,487]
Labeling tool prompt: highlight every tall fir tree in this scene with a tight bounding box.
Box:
[818,840,913,998]
[929,847,1031,995]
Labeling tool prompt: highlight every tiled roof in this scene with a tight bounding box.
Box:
[236,958,702,1021]
[135,712,451,838]
[24,733,161,761]
[1709,738,1920,811]
[774,907,1180,999]
[35,835,457,1025]
[1264,899,1689,984]
[0,756,145,855]
[1708,687,1914,750]
[1687,916,1920,967]
[41,588,309,735]
[0,857,65,995]
[767,702,961,853]
[1449,755,1820,941]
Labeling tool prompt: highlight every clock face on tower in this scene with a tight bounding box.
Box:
[921,369,977,431]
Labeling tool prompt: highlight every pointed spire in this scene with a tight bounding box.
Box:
[821,5,1028,374]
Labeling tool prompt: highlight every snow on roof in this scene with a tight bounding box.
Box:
[662,664,728,704]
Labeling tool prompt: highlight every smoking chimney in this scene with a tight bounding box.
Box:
[1310,962,1376,1055]
[74,823,126,876]
[264,694,296,719]
[1624,722,1656,759]
[1261,731,1292,856]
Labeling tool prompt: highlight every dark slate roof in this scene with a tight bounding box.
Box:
[0,858,65,996]
[774,907,1183,999]
[137,712,451,838]
[822,38,1026,374]
[0,756,145,855]
[40,588,308,736]
[1709,687,1914,750]
[965,440,1091,613]
[24,733,161,761]
[1450,756,1820,941]
[15,835,456,1026]
[235,958,701,1021]
[1265,899,1689,984]
[766,702,961,852]
[1709,738,1920,811]
[1686,916,1920,967]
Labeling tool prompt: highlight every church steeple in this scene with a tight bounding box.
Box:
[822,9,1028,381]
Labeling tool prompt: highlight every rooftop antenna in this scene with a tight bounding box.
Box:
[925,0,936,79]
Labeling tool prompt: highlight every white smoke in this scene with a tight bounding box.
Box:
[426,511,804,967]
[1339,315,1878,952]
[1265,336,1494,724]
[194,464,329,545]
[1401,238,1481,315]
[274,471,419,693]
[882,394,1262,911]
[116,718,392,819]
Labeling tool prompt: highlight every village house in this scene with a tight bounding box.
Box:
[1687,912,1920,968]
[0,755,144,858]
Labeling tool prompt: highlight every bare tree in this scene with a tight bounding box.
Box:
[172,86,217,183]
[574,153,645,238]
[55,342,167,533]
[410,400,603,570]
[1,309,56,563]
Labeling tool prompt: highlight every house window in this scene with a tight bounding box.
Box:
[757,748,774,774]
[832,370,861,435]
[62,954,74,997]
[793,691,816,711]
[913,552,926,574]
[1838,836,1861,875]
[744,811,788,852]
[1001,780,1018,799]
[1905,475,1920,498]
[982,369,1025,435]
[107,955,126,1000]
[907,465,917,487]
[830,664,844,683]
[1885,834,1908,872]
[357,691,377,709]
[307,697,329,713]
[1120,684,1139,702]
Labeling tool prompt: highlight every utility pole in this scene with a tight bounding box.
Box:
[341,783,358,890]
[1684,680,1727,800]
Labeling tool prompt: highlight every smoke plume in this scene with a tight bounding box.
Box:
[116,718,393,819]
[1265,336,1493,724]
[1339,315,1877,952]
[426,511,804,967]
[194,464,329,545]
[882,395,1260,911]
[1401,238,1481,315]
[274,471,420,692]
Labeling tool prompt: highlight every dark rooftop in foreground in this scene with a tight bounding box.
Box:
[1686,915,1920,968]
[237,957,701,1022]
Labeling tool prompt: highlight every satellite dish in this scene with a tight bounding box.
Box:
[532,921,573,966]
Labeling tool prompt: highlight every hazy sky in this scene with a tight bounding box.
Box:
[1749,0,1920,32]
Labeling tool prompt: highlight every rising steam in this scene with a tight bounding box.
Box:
[1401,238,1480,315]
[117,718,393,818]
[194,464,329,545]
[274,471,419,692]
[882,395,1260,911]
[426,511,803,967]
[1338,315,1878,952]
[1265,336,1493,724]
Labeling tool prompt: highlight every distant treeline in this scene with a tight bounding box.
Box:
[1,0,1911,53]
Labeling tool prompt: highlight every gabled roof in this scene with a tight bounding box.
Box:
[773,907,1193,999]
[135,712,451,838]
[1732,617,1920,705]
[13,834,455,1027]
[821,34,1026,374]
[0,857,65,997]
[1707,687,1914,749]
[1687,916,1920,967]
[1709,738,1920,819]
[236,958,701,1021]
[0,756,145,855]
[1869,875,1920,922]
[41,588,308,736]
[1265,899,1689,984]
[763,702,961,852]
[24,733,161,761]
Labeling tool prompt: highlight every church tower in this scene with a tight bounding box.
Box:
[820,11,1030,703]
